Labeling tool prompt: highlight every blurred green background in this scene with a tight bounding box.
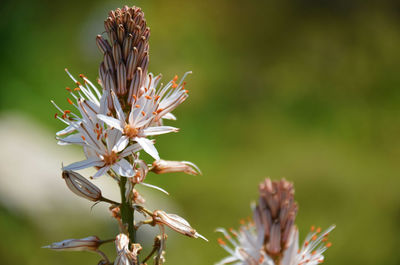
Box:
[1,0,400,264]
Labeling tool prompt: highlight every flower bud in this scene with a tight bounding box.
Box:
[151,160,201,175]
[62,170,102,202]
[42,236,101,251]
[153,210,207,241]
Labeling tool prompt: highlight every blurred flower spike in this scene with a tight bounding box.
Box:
[215,178,335,265]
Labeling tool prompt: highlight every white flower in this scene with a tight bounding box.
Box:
[63,128,142,178]
[216,220,272,265]
[216,221,335,265]
[281,225,335,265]
[98,91,175,160]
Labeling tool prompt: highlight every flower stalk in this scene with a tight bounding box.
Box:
[119,175,136,245]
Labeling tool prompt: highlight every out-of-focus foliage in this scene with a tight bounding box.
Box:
[1,0,400,264]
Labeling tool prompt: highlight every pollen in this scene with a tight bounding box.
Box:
[124,124,139,138]
[103,151,118,165]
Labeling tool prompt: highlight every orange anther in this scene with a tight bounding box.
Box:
[311,226,315,232]
[156,108,163,114]
[173,75,178,82]
[132,95,137,101]
[62,114,66,119]
[67,98,73,105]
[54,113,58,119]
[145,95,152,99]
[141,111,146,116]
[312,251,316,255]
[304,241,309,246]
[239,219,245,225]
[217,238,226,245]
[135,104,140,108]
[64,110,71,114]
[316,227,321,233]
[81,136,86,141]
[322,238,328,242]
[152,111,157,115]
[325,242,332,248]
[79,74,85,78]
[66,87,71,92]
[76,81,81,86]
[312,235,317,241]
[74,87,80,91]
[171,83,178,89]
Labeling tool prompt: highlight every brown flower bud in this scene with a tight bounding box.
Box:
[98,6,150,110]
[153,210,207,241]
[151,160,201,175]
[62,170,102,202]
[254,178,298,259]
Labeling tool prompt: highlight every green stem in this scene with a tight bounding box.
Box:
[119,176,136,244]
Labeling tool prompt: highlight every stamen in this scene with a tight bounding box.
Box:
[67,98,73,105]
[217,238,226,245]
[66,87,71,92]
[141,111,146,116]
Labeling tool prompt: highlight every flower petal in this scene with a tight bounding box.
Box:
[97,114,123,131]
[135,137,160,160]
[112,159,134,177]
[64,157,104,171]
[141,126,179,137]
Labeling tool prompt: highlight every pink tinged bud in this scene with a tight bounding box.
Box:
[62,170,102,202]
[153,210,208,241]
[151,160,201,175]
[42,236,101,251]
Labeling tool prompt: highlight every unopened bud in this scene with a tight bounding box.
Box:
[62,170,102,202]
[151,160,201,175]
[42,236,101,251]
[153,210,207,241]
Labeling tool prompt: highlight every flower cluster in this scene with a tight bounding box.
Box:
[45,5,204,265]
[216,178,335,265]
